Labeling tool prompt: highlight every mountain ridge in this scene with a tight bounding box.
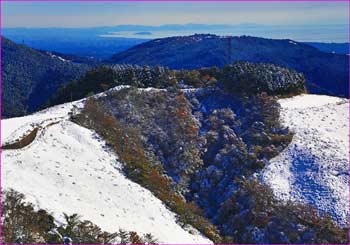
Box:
[109,34,349,97]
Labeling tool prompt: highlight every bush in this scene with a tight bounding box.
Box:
[220,61,306,96]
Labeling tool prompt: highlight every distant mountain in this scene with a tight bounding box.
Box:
[1,37,90,118]
[304,42,349,55]
[109,34,349,97]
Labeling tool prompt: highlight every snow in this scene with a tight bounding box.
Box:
[262,94,349,226]
[57,56,67,62]
[50,54,68,62]
[2,102,79,144]
[1,100,212,244]
[288,40,297,45]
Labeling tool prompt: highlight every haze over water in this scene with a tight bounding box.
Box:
[100,24,349,43]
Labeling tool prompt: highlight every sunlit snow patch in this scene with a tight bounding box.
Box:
[262,94,349,226]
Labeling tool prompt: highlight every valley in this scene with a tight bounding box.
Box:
[2,84,348,243]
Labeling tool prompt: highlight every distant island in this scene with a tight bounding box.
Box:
[134,31,152,35]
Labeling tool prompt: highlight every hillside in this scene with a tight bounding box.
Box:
[3,81,348,243]
[2,34,349,243]
[109,34,349,97]
[1,37,90,118]
[1,97,212,244]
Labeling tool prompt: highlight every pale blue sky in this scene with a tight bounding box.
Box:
[2,1,349,28]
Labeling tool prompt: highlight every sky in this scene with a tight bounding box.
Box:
[2,1,349,28]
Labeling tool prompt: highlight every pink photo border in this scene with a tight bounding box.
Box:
[0,0,348,244]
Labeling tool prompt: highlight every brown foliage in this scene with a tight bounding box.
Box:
[73,98,223,243]
[2,128,39,150]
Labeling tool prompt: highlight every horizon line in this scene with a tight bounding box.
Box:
[3,22,349,29]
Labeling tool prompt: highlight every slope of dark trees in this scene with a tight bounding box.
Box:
[1,37,90,118]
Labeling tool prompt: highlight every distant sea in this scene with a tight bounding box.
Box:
[100,25,349,43]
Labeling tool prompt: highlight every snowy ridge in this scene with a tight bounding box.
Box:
[2,102,80,143]
[2,85,134,145]
[262,94,349,226]
[1,97,212,243]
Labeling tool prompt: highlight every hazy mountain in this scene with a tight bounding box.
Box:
[109,34,349,97]
[1,37,90,118]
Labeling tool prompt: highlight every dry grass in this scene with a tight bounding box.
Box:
[2,128,39,150]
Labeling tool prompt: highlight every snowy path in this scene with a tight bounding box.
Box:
[1,102,212,244]
[262,94,349,226]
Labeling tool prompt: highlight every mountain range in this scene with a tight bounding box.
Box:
[2,32,349,244]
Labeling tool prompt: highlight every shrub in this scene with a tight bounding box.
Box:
[220,61,306,96]
[2,189,154,244]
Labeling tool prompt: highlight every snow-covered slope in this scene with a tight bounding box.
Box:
[262,94,349,226]
[1,101,212,244]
